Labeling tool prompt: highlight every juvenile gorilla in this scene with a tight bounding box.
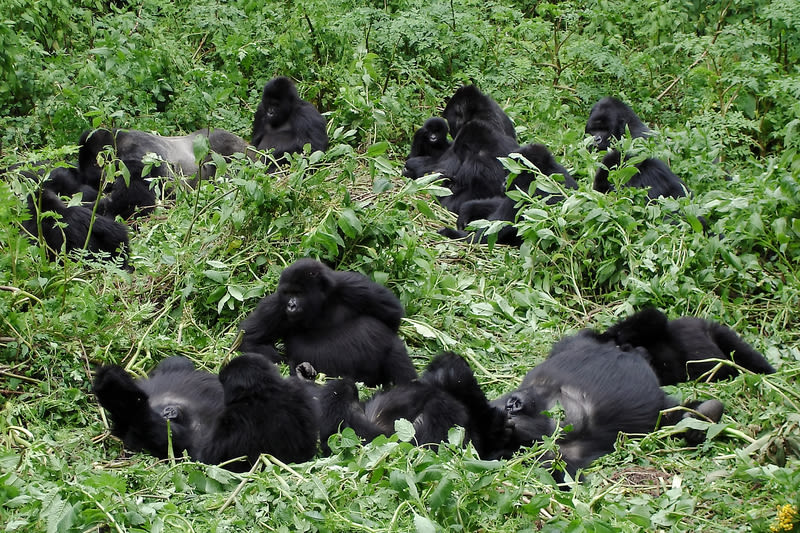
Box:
[491,331,723,478]
[402,118,451,179]
[440,143,577,246]
[94,354,318,471]
[251,76,329,165]
[593,149,688,200]
[238,258,417,387]
[317,352,508,457]
[78,127,249,188]
[23,188,130,270]
[442,85,516,141]
[2,162,99,202]
[596,307,775,385]
[585,97,651,150]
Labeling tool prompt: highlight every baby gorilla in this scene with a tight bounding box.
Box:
[595,307,776,385]
[317,352,508,457]
[585,97,651,151]
[492,331,723,479]
[238,258,417,387]
[403,118,452,179]
[251,76,329,166]
[93,355,318,471]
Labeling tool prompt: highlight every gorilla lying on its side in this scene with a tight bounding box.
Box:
[596,307,775,385]
[440,143,577,246]
[94,354,318,471]
[492,331,723,478]
[2,162,99,203]
[585,97,651,151]
[593,149,689,200]
[23,188,130,270]
[238,258,417,387]
[317,352,508,457]
[251,76,329,166]
[443,85,516,141]
[78,127,249,188]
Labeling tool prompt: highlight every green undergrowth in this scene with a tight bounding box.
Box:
[2,0,800,531]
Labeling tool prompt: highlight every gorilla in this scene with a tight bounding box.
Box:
[251,76,329,165]
[317,352,508,457]
[425,119,520,214]
[94,354,318,471]
[238,258,417,387]
[491,331,724,479]
[595,307,776,385]
[409,117,451,159]
[94,159,172,220]
[1,162,99,202]
[439,143,577,246]
[442,85,516,140]
[23,188,130,270]
[593,149,689,200]
[78,127,249,189]
[585,97,651,150]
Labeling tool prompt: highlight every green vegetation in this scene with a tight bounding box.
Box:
[1,0,799,530]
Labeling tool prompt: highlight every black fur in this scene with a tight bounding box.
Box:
[596,308,775,385]
[200,354,318,471]
[491,331,723,478]
[238,258,416,387]
[94,355,318,470]
[593,149,688,200]
[251,77,328,165]
[442,85,516,140]
[319,352,508,457]
[22,188,130,270]
[585,97,651,151]
[440,143,577,245]
[96,159,170,220]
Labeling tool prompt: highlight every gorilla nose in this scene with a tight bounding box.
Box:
[506,395,524,414]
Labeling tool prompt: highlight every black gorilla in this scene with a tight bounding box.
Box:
[492,331,723,478]
[200,354,318,470]
[2,162,99,202]
[593,149,688,200]
[585,97,651,150]
[429,120,520,214]
[596,308,775,385]
[409,118,451,158]
[440,143,577,246]
[94,354,318,471]
[318,352,508,457]
[251,76,329,164]
[23,188,130,270]
[78,127,249,188]
[442,85,516,140]
[95,159,171,220]
[238,258,417,387]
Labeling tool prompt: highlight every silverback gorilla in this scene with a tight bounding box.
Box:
[491,331,723,479]
[238,258,417,387]
[94,354,318,471]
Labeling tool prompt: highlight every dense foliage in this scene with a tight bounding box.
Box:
[1,0,799,531]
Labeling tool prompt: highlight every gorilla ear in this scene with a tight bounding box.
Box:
[506,394,527,414]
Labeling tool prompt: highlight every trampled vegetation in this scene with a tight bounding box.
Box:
[1,0,799,531]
